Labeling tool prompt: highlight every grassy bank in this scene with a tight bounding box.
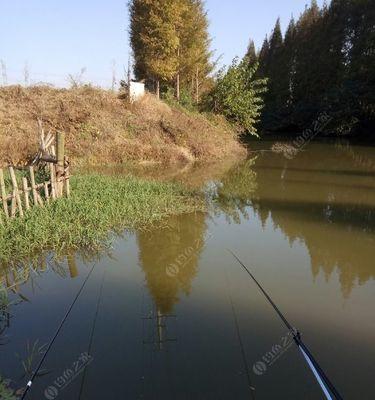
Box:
[0,85,245,166]
[0,174,205,264]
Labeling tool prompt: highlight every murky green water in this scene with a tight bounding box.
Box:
[1,141,374,399]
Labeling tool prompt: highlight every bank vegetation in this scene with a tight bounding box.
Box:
[0,174,205,265]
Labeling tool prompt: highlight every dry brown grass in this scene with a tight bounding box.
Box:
[0,85,245,166]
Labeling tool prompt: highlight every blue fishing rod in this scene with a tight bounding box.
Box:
[229,250,343,400]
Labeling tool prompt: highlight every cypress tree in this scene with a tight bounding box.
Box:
[245,40,257,67]
[257,36,270,78]
[130,0,212,102]
[275,16,297,130]
[261,18,284,130]
[292,0,323,125]
[316,0,351,130]
[348,0,375,134]
[129,0,183,97]
[179,0,213,103]
[256,0,374,137]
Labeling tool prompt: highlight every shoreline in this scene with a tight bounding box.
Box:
[0,173,206,266]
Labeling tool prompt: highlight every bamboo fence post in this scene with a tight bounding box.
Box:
[65,166,70,198]
[29,166,38,206]
[8,166,24,217]
[22,177,30,210]
[56,132,65,197]
[0,133,70,219]
[49,163,56,200]
[37,191,44,207]
[0,168,9,219]
[44,182,50,204]
[10,191,16,217]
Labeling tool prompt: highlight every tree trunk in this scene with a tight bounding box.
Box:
[176,48,180,101]
[156,80,160,99]
[195,66,199,104]
[127,59,131,87]
[176,73,180,101]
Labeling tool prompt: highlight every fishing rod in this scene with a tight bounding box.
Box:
[228,250,343,400]
[21,261,97,399]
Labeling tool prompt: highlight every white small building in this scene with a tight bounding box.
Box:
[129,81,145,103]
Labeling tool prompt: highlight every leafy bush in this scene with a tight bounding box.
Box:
[162,87,197,112]
[206,58,267,135]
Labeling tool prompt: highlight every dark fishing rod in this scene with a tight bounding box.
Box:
[229,250,343,400]
[21,261,97,399]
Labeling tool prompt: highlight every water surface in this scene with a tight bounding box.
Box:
[1,140,374,399]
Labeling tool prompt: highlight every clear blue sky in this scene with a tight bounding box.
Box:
[1,0,326,87]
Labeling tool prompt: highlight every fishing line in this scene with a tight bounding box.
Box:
[21,260,98,399]
[78,265,107,399]
[223,268,256,399]
[140,286,146,399]
[228,250,343,400]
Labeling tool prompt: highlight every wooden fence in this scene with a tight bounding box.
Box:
[0,132,70,223]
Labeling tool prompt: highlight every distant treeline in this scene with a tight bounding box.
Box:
[248,0,375,138]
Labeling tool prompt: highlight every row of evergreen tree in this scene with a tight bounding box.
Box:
[247,0,375,137]
[129,0,212,103]
[129,0,374,138]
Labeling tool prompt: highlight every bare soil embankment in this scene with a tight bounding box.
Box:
[0,85,245,166]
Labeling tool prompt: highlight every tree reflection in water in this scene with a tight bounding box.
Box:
[215,144,375,298]
[137,213,207,316]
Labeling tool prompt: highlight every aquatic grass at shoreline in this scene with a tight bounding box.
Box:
[0,174,205,265]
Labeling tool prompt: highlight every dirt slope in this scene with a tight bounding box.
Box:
[0,85,245,166]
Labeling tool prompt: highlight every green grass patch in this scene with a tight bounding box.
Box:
[0,174,205,265]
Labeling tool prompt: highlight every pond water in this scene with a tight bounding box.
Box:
[1,140,374,399]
